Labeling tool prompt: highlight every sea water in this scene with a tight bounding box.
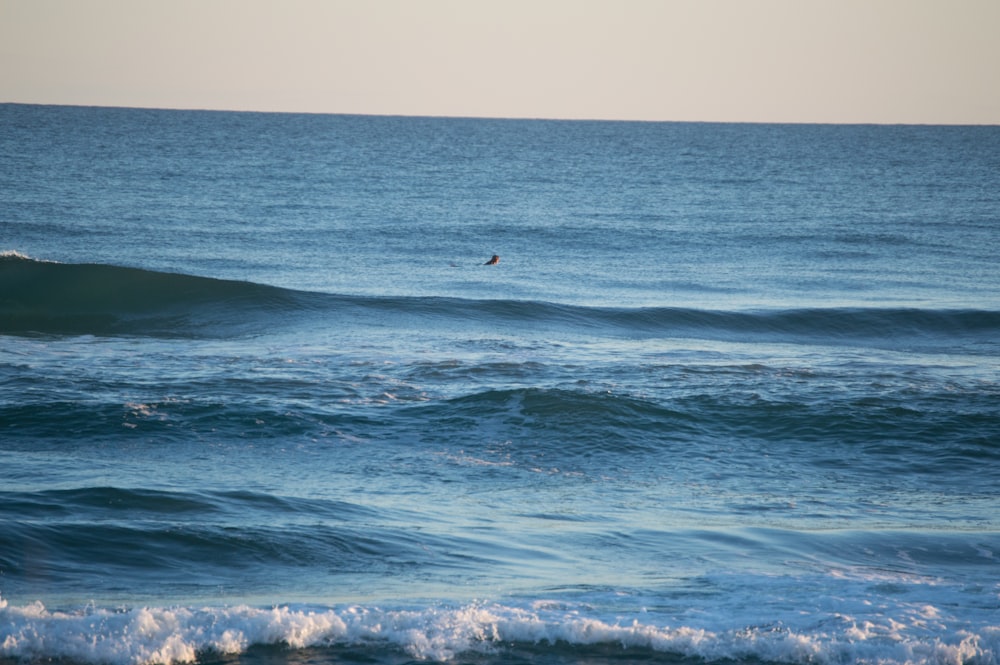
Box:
[1,104,999,665]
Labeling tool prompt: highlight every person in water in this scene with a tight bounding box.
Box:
[485,255,500,265]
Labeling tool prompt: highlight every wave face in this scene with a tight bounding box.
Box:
[3,255,998,352]
[0,254,307,337]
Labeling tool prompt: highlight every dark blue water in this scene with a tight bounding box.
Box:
[1,104,999,665]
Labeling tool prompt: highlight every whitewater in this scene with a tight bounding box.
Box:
[1,104,999,665]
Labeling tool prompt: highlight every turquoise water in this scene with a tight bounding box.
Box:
[1,104,999,664]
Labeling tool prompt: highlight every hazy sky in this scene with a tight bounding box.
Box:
[2,0,998,124]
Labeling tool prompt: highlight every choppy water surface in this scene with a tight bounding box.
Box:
[1,105,999,664]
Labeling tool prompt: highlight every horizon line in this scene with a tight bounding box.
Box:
[3,100,998,128]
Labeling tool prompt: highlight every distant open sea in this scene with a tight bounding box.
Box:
[1,103,999,665]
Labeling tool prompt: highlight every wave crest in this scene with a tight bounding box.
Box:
[3,254,998,346]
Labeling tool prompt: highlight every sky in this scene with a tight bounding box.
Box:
[1,0,998,124]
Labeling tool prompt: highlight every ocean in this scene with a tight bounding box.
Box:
[1,103,999,665]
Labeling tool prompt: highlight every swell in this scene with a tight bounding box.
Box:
[401,387,1000,483]
[4,387,997,474]
[0,486,481,597]
[0,486,384,522]
[3,254,999,346]
[0,520,449,583]
[0,254,311,337]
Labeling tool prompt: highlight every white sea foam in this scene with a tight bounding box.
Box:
[0,250,34,260]
[2,595,997,665]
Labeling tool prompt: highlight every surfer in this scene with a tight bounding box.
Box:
[485,255,500,265]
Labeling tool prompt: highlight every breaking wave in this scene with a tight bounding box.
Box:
[2,594,997,665]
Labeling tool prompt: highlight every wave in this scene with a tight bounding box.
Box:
[3,254,999,347]
[411,386,1000,459]
[0,253,310,337]
[5,384,997,465]
[1,594,996,665]
[0,486,385,523]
